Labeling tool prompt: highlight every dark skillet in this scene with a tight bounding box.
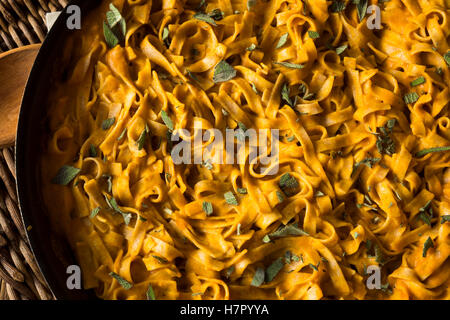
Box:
[16,0,102,300]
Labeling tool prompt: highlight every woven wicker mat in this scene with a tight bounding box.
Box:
[0,0,70,300]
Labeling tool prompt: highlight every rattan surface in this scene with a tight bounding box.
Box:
[0,0,69,300]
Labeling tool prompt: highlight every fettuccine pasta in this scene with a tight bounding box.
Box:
[40,0,450,300]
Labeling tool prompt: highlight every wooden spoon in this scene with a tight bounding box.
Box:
[0,44,40,148]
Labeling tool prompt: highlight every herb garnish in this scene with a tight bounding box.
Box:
[410,76,425,87]
[330,1,346,12]
[146,284,156,300]
[237,188,248,194]
[276,190,285,203]
[417,200,433,226]
[273,61,305,69]
[415,146,450,158]
[193,12,217,26]
[117,128,127,141]
[52,165,80,185]
[137,125,150,150]
[104,194,132,225]
[109,272,132,289]
[281,83,293,107]
[355,0,368,21]
[224,191,238,205]
[444,51,450,67]
[251,267,265,287]
[279,173,299,196]
[265,258,284,282]
[374,119,396,156]
[161,110,174,131]
[404,92,419,104]
[103,4,126,48]
[90,207,101,219]
[308,31,320,39]
[422,237,434,257]
[276,33,288,49]
[89,144,97,157]
[213,61,237,83]
[202,201,213,216]
[264,223,309,243]
[102,117,115,130]
[441,215,450,224]
[336,44,348,55]
[246,43,257,51]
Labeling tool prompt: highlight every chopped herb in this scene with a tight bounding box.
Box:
[287,135,295,142]
[161,110,174,131]
[152,255,168,264]
[102,117,115,130]
[103,21,119,48]
[109,272,132,290]
[213,61,237,83]
[410,76,425,87]
[237,224,241,235]
[330,1,346,12]
[276,190,285,203]
[279,173,299,196]
[262,235,271,243]
[89,207,101,219]
[251,267,265,286]
[104,195,132,225]
[193,12,217,26]
[52,165,80,185]
[444,51,450,67]
[404,92,419,104]
[336,44,348,55]
[117,128,127,141]
[268,223,309,241]
[352,158,381,176]
[146,284,156,300]
[246,43,257,51]
[139,216,147,222]
[162,27,170,46]
[89,144,97,157]
[375,119,396,156]
[251,83,259,94]
[265,258,284,282]
[315,191,325,197]
[103,4,126,47]
[237,188,248,194]
[274,61,305,69]
[191,292,203,297]
[224,191,238,205]
[137,125,149,150]
[202,201,213,216]
[208,8,224,21]
[309,263,318,271]
[276,33,289,49]
[308,30,320,39]
[281,83,293,107]
[441,215,450,224]
[356,0,368,21]
[422,237,434,257]
[103,174,113,193]
[226,266,235,278]
[202,160,213,170]
[415,146,450,158]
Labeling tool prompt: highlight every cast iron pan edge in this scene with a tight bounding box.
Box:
[16,0,102,300]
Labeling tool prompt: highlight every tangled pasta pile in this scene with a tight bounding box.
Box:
[41,0,450,299]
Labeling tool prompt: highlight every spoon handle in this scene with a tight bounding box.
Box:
[0,44,40,148]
